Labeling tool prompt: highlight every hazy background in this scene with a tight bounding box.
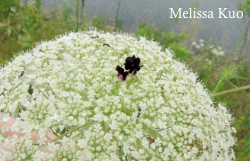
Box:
[37,0,248,52]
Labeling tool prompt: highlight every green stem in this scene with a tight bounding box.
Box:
[51,121,96,142]
[212,78,225,94]
[37,121,96,152]
[212,85,250,97]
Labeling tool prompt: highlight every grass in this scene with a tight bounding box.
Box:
[0,1,250,160]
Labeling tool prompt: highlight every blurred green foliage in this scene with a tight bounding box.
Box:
[238,0,250,17]
[137,22,192,61]
[0,0,83,64]
[236,1,250,160]
[114,17,123,31]
[0,1,250,160]
[92,17,106,30]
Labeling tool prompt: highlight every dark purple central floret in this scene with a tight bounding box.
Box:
[116,65,129,80]
[124,55,143,75]
[124,55,143,74]
[116,55,143,81]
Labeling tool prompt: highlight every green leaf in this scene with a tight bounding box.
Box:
[126,155,132,161]
[142,123,163,140]
[229,76,250,81]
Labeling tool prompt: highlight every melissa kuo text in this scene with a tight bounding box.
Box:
[169,8,244,19]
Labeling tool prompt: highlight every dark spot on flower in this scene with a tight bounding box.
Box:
[122,72,129,80]
[46,91,50,97]
[0,64,5,69]
[116,55,143,81]
[18,71,24,78]
[137,108,141,118]
[147,137,155,144]
[91,36,99,39]
[103,43,110,47]
[28,84,33,95]
[124,55,143,75]
[116,65,124,75]
[60,127,69,135]
[116,65,129,81]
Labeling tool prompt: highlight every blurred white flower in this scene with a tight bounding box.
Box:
[1,113,10,122]
[191,41,197,46]
[211,46,225,56]
[209,45,214,49]
[199,39,204,43]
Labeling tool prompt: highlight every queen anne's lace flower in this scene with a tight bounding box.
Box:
[0,30,235,160]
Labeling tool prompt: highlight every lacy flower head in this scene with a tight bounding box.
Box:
[0,30,236,161]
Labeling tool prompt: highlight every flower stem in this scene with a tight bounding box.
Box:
[51,121,96,142]
[212,78,225,94]
[212,85,250,97]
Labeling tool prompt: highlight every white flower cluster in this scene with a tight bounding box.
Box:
[191,39,204,50]
[0,30,235,160]
[209,45,225,56]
